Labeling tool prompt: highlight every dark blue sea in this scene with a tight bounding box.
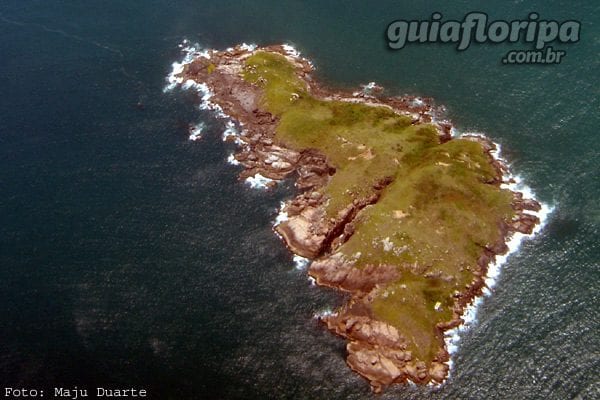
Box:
[1,1,598,399]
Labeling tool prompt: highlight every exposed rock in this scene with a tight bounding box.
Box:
[275,206,328,258]
[429,362,449,383]
[175,43,542,393]
[310,255,399,292]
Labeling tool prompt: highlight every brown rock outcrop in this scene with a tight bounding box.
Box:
[173,43,543,393]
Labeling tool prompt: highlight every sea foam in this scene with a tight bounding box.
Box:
[245,173,274,189]
[164,40,211,92]
[226,154,240,166]
[293,255,310,270]
[240,43,257,52]
[274,201,289,225]
[222,121,243,144]
[165,40,242,150]
[282,43,301,58]
[440,131,554,383]
[188,122,204,141]
[313,307,337,320]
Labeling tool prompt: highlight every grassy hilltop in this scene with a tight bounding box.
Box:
[241,51,514,363]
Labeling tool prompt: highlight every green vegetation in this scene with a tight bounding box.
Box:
[242,51,515,363]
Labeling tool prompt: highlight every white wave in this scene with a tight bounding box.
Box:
[273,202,313,276]
[200,99,228,119]
[240,42,257,51]
[439,131,555,383]
[446,358,454,373]
[180,44,211,61]
[222,120,242,143]
[189,81,212,101]
[188,122,204,141]
[282,43,300,58]
[308,276,316,286]
[179,80,229,119]
[164,40,211,92]
[274,201,289,225]
[313,307,336,319]
[163,61,185,92]
[181,79,203,91]
[460,131,486,138]
[182,80,228,119]
[293,255,310,270]
[281,43,315,70]
[484,204,552,290]
[245,173,274,189]
[359,81,380,96]
[226,154,240,165]
[443,198,552,375]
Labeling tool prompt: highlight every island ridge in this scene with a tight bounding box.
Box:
[169,44,541,392]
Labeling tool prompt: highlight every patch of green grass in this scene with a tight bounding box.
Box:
[242,52,308,114]
[241,51,515,365]
[371,273,454,361]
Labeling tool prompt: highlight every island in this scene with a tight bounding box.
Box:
[168,43,542,392]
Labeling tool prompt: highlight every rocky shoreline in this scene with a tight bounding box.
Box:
[167,43,542,392]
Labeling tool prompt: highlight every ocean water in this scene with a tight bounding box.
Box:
[0,1,598,399]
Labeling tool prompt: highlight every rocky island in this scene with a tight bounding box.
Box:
[167,43,542,392]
